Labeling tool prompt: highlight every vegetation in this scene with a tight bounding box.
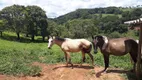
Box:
[0,32,134,76]
[0,4,141,79]
[1,5,142,39]
[0,5,48,41]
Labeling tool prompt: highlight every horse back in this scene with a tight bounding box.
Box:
[106,38,138,56]
[61,39,91,52]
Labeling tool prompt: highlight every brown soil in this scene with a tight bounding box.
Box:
[0,62,127,80]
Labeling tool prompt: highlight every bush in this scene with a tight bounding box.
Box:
[108,31,122,38]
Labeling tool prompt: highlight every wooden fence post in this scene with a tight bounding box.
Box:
[136,22,142,80]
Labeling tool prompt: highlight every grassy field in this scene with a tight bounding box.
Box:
[94,14,122,18]
[0,32,133,77]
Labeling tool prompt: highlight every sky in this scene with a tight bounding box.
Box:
[0,0,142,18]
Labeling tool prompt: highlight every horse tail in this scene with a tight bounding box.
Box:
[129,39,138,63]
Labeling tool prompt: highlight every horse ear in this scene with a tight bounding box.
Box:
[53,36,55,39]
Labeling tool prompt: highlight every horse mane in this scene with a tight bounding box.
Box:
[95,35,108,50]
[55,37,66,41]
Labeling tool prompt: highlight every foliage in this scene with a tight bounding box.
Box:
[123,30,139,39]
[52,6,141,38]
[108,31,122,38]
[47,20,65,36]
[25,5,48,41]
[0,19,7,36]
[0,5,25,40]
[0,5,142,39]
[0,4,48,41]
[64,19,99,38]
[54,7,123,24]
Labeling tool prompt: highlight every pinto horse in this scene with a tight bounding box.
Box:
[48,36,94,68]
[92,35,138,73]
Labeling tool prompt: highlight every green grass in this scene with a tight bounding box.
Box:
[0,32,134,77]
[94,14,122,18]
[120,8,132,12]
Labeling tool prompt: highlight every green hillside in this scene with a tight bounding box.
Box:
[53,7,136,24]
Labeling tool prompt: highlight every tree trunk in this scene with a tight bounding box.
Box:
[42,36,45,42]
[16,32,20,40]
[31,34,35,41]
[26,33,29,37]
[0,31,2,37]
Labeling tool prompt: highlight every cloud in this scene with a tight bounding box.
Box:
[0,0,142,18]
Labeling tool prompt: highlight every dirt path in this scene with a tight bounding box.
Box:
[0,62,126,80]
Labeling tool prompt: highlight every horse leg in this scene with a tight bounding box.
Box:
[96,54,109,77]
[100,54,109,73]
[64,52,68,66]
[87,53,94,66]
[80,51,86,66]
[66,52,73,68]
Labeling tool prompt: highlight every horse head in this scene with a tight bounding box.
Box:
[92,35,108,54]
[48,36,56,49]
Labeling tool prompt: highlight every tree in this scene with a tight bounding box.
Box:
[121,11,131,21]
[130,8,142,19]
[100,15,128,34]
[47,20,63,36]
[0,19,7,37]
[26,5,48,41]
[39,19,48,41]
[1,4,26,40]
[64,19,98,38]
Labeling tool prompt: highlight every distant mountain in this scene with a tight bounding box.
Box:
[53,6,134,24]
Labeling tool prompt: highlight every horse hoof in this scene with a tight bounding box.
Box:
[71,64,73,69]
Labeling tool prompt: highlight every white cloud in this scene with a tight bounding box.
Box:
[0,0,142,18]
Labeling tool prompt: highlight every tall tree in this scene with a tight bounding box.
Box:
[26,6,48,41]
[1,4,25,40]
[0,19,7,37]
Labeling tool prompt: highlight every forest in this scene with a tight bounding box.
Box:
[0,4,142,41]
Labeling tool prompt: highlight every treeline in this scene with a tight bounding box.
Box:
[54,7,142,24]
[0,4,48,41]
[0,5,142,41]
[51,6,142,38]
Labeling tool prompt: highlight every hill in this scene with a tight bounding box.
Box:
[53,7,134,24]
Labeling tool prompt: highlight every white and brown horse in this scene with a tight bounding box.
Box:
[92,35,138,73]
[48,36,94,68]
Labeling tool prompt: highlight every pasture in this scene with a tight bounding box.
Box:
[0,32,136,79]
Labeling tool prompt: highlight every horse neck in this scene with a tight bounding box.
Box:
[98,38,109,50]
[54,39,64,47]
[98,41,105,49]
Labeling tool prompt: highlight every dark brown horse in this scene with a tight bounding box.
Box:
[92,35,138,73]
